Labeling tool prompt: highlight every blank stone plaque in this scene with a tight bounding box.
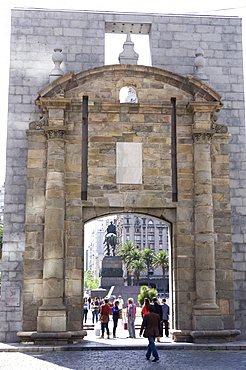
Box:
[116,142,142,184]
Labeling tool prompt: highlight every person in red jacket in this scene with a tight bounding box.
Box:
[99,298,111,339]
[141,297,150,318]
[139,304,160,363]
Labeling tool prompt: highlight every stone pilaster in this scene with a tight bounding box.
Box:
[36,98,69,332]
[192,130,218,309]
[188,102,222,330]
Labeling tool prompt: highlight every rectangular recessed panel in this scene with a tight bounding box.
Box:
[105,22,151,34]
[116,142,142,184]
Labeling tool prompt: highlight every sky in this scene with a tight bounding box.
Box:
[0,0,245,187]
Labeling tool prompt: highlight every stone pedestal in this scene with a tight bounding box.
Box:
[99,256,124,290]
[17,330,87,345]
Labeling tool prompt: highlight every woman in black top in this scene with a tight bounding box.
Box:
[112,300,121,338]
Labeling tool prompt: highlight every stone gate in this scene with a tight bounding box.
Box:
[18,65,239,343]
[0,8,245,344]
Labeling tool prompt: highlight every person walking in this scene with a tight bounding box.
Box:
[83,297,89,323]
[161,298,170,337]
[99,298,111,339]
[127,297,136,338]
[112,300,121,338]
[88,296,91,309]
[152,297,163,341]
[139,304,160,363]
[91,297,100,324]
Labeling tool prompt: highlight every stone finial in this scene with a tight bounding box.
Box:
[194,47,208,80]
[118,33,139,65]
[49,43,64,82]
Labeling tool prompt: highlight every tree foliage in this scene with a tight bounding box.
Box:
[118,241,139,285]
[129,257,146,286]
[141,248,155,285]
[118,241,169,290]
[138,285,158,306]
[153,251,169,297]
[84,270,99,290]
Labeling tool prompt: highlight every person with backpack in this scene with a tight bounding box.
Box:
[152,297,163,341]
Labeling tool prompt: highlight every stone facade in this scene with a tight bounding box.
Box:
[0,8,245,343]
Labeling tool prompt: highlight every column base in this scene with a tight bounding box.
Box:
[171,329,241,343]
[171,330,192,342]
[193,302,219,310]
[37,306,67,332]
[190,330,241,343]
[17,330,87,345]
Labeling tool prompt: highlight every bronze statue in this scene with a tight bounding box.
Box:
[104,221,117,256]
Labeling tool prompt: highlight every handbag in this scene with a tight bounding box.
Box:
[94,321,101,336]
[100,315,109,323]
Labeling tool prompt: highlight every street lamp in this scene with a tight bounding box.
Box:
[148,267,154,276]
[131,275,134,286]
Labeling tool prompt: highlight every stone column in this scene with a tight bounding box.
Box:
[36,98,70,333]
[188,102,222,310]
[193,130,218,309]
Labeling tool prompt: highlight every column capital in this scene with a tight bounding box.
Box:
[187,101,223,114]
[36,97,71,111]
[188,101,223,132]
[192,131,214,143]
[44,126,67,140]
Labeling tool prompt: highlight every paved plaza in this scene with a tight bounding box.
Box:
[1,314,246,370]
[1,349,246,370]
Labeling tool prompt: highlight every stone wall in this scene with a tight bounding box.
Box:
[1,8,245,342]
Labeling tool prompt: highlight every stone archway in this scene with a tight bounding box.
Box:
[20,64,239,344]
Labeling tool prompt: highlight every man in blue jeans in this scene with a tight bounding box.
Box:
[139,304,160,363]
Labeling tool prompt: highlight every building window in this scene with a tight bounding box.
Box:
[147,219,154,233]
[148,234,155,242]
[135,235,141,245]
[134,217,141,234]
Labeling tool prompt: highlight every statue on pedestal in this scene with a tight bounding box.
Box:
[104,221,117,256]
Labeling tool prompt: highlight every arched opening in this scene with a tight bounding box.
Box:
[84,213,171,308]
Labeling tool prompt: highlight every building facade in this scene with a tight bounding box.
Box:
[85,217,114,279]
[0,8,245,344]
[117,214,169,290]
[118,214,169,253]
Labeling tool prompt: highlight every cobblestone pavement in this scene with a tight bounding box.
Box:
[1,349,246,370]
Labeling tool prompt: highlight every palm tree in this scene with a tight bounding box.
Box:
[129,257,146,286]
[141,248,155,286]
[118,241,139,285]
[153,251,169,297]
